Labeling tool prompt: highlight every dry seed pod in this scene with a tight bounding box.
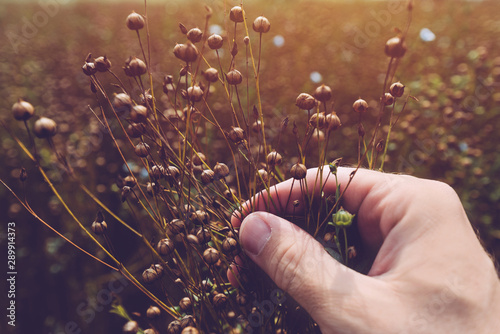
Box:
[203,247,220,265]
[187,85,204,102]
[180,315,196,328]
[130,105,148,123]
[113,93,132,112]
[121,186,131,202]
[295,93,316,110]
[383,93,395,106]
[173,43,198,63]
[226,69,243,85]
[224,188,236,201]
[196,228,211,244]
[222,237,238,254]
[390,82,405,97]
[191,210,209,224]
[213,293,228,308]
[157,238,175,255]
[126,12,145,30]
[169,219,186,234]
[146,305,161,319]
[144,329,158,334]
[12,98,34,121]
[126,57,147,77]
[229,6,244,23]
[311,129,325,144]
[192,152,206,166]
[385,36,407,58]
[134,142,150,157]
[142,265,163,283]
[309,112,326,129]
[82,62,96,76]
[251,120,262,133]
[228,127,245,143]
[207,34,223,50]
[179,23,188,34]
[266,151,282,166]
[150,165,164,179]
[167,320,181,334]
[91,211,107,235]
[213,162,230,179]
[325,112,341,131]
[179,297,192,311]
[123,176,136,187]
[187,234,199,245]
[187,28,203,43]
[94,56,111,72]
[314,84,332,102]
[33,117,57,138]
[253,16,271,33]
[376,139,385,153]
[257,169,268,182]
[290,163,307,180]
[181,327,199,334]
[123,320,139,333]
[352,99,368,113]
[127,123,145,138]
[203,68,219,83]
[243,36,250,45]
[200,169,215,184]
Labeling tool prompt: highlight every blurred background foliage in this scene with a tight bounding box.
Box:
[0,0,499,333]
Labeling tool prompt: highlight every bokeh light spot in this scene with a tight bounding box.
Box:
[273,35,285,47]
[420,28,436,42]
[310,71,322,83]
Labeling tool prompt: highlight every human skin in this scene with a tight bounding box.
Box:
[230,167,500,334]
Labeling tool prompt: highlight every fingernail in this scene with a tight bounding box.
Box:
[240,214,271,256]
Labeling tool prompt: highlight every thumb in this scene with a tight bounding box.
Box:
[239,212,391,332]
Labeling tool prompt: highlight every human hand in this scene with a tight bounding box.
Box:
[230,167,500,333]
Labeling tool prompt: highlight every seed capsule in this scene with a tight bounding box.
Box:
[266,151,282,166]
[200,170,215,184]
[257,169,268,182]
[127,123,146,138]
[146,305,161,319]
[125,57,147,77]
[229,6,244,23]
[253,16,271,33]
[82,62,96,76]
[389,82,405,98]
[213,162,230,179]
[203,68,219,83]
[12,99,34,121]
[174,43,198,63]
[134,142,150,157]
[325,112,341,131]
[196,228,211,244]
[222,237,239,255]
[91,211,107,235]
[169,219,186,234]
[165,166,180,180]
[179,297,192,311]
[309,112,326,129]
[19,168,28,182]
[314,84,332,102]
[150,165,164,179]
[187,28,203,43]
[226,69,243,85]
[207,34,223,50]
[213,293,228,308]
[180,315,196,329]
[181,327,198,334]
[167,320,181,334]
[383,93,395,106]
[295,93,316,110]
[126,12,145,30]
[352,99,368,113]
[203,247,220,265]
[130,105,148,123]
[123,320,139,333]
[142,264,164,283]
[290,163,307,180]
[156,238,175,255]
[33,117,57,138]
[228,127,245,143]
[94,56,111,72]
[187,85,204,102]
[113,93,132,112]
[385,36,407,58]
